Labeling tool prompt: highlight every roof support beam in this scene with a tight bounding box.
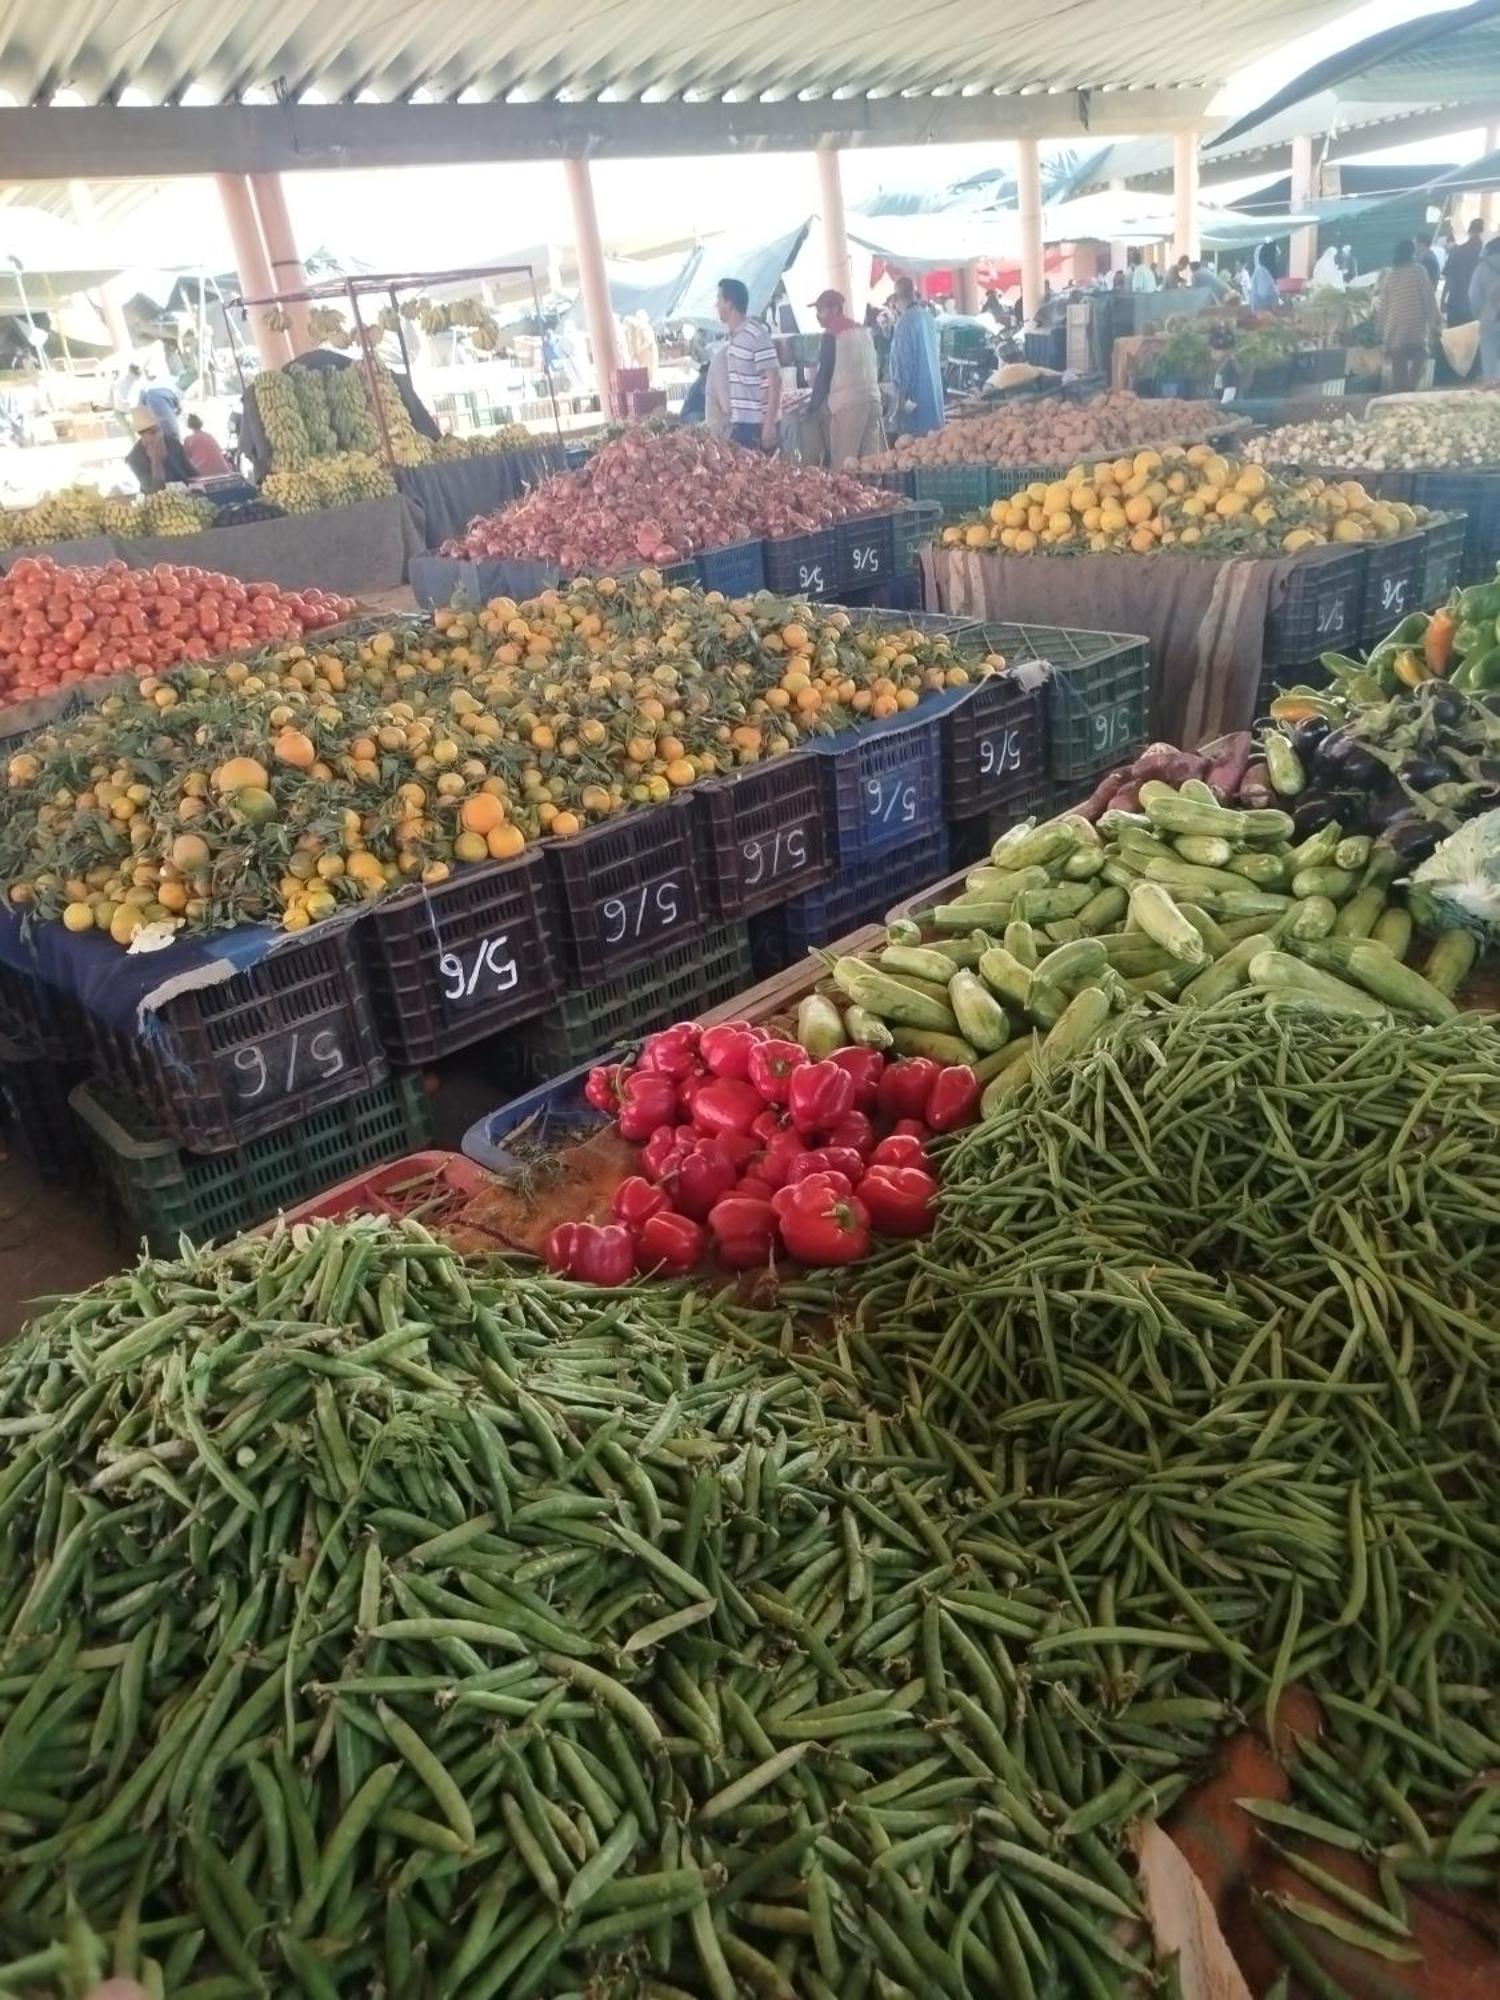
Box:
[0,89,1212,179]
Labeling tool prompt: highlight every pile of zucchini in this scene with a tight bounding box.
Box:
[824,785,1474,1113]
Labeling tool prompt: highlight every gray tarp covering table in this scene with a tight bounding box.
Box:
[0,538,117,573]
[397,446,567,549]
[925,543,1338,746]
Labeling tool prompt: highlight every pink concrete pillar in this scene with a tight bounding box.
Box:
[249,172,312,356]
[816,143,854,302]
[1016,138,1044,326]
[563,155,621,416]
[214,173,291,369]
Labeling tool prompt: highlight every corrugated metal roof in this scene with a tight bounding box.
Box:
[0,0,1359,108]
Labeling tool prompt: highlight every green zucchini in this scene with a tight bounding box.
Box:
[948,970,1013,1053]
[1128,883,1207,966]
[1292,866,1357,902]
[1247,950,1390,1019]
[1331,886,1386,938]
[889,1027,980,1065]
[1339,943,1456,1024]
[1423,930,1478,998]
[1179,933,1275,1008]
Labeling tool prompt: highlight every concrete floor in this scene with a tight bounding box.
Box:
[0,1144,122,1342]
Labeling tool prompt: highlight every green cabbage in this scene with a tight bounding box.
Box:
[1408,807,1500,939]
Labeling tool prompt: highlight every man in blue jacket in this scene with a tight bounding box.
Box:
[887,276,945,437]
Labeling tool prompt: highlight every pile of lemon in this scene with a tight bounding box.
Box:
[942,445,1422,558]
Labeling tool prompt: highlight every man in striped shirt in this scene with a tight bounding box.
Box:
[716,278,782,450]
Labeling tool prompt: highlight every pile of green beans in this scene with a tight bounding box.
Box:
[0,1222,1159,1998]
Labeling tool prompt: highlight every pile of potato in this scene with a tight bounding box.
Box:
[858,391,1230,471]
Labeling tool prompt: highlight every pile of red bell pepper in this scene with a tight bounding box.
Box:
[545,1018,981,1284]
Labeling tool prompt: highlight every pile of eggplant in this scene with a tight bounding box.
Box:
[1260,681,1500,863]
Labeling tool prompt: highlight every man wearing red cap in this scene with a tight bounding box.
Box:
[805,288,885,469]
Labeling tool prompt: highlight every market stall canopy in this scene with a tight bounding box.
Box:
[0,1,1361,173]
[0,205,123,313]
[1210,0,1500,149]
[667,222,812,328]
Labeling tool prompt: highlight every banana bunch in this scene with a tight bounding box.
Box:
[307,306,354,349]
[367,359,434,467]
[0,486,113,548]
[431,423,534,459]
[130,490,217,537]
[325,367,381,454]
[289,367,339,456]
[262,452,396,514]
[252,369,312,471]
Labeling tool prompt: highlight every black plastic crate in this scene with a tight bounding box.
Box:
[749,825,950,974]
[939,664,1050,820]
[694,753,830,920]
[805,700,946,868]
[543,795,705,986]
[1023,326,1067,371]
[967,621,1150,783]
[1419,512,1467,607]
[1413,472,1500,583]
[505,924,754,1084]
[0,1032,89,1180]
[361,849,563,1063]
[1361,530,1426,645]
[763,529,839,599]
[0,959,82,1060]
[892,500,943,576]
[87,920,387,1155]
[947,784,1058,867]
[695,539,766,595]
[834,512,896,596]
[1263,547,1367,666]
[73,1071,432,1255]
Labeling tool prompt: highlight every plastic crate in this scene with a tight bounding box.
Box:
[1419,512,1467,607]
[543,795,705,986]
[0,1032,89,1180]
[892,500,943,576]
[763,529,839,599]
[803,697,947,867]
[695,539,766,595]
[946,784,1058,868]
[73,1070,433,1254]
[984,465,1067,503]
[87,922,387,1156]
[834,512,896,595]
[967,621,1150,783]
[279,1151,491,1226]
[504,923,753,1084]
[750,825,950,974]
[462,1058,613,1173]
[694,752,831,920]
[360,850,562,1064]
[0,959,81,1060]
[1412,472,1500,583]
[1360,530,1425,645]
[1263,547,1367,666]
[860,469,916,499]
[912,464,989,523]
[939,664,1050,819]
[1023,327,1067,371]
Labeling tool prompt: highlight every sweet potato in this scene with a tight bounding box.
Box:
[1198,730,1254,804]
[1130,742,1206,787]
[1074,764,1134,822]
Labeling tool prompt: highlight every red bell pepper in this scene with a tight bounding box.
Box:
[828,1046,885,1110]
[772,1173,871,1266]
[877,1057,940,1126]
[859,1164,939,1238]
[756,1125,809,1190]
[690,1077,765,1140]
[750,1107,785,1145]
[637,1209,705,1275]
[613,1175,671,1226]
[640,1122,686,1181]
[926,1065,981,1135]
[747,1037,807,1106]
[787,1059,857,1137]
[707,1194,778,1270]
[786,1146,866,1187]
[824,1110,875,1158]
[676,1069,712,1116]
[584,1062,626,1114]
[665,1137,740,1220]
[889,1118,930,1142]
[637,1023,701,1080]
[616,1069,680,1143]
[713,1128,761,1171]
[543,1221,637,1286]
[699,1022,767,1080]
[869,1133,928,1170]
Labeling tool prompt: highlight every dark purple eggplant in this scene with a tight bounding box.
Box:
[1290,716,1332,759]
[1291,789,1367,841]
[1399,754,1459,792]
[1419,681,1466,727]
[1315,728,1386,790]
[1380,812,1444,865]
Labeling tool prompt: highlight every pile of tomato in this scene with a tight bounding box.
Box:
[546,1018,983,1284]
[0,557,352,710]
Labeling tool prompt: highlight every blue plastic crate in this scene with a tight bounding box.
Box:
[834,512,896,595]
[695,539,766,595]
[803,689,960,867]
[462,1055,615,1173]
[763,529,838,599]
[749,826,950,974]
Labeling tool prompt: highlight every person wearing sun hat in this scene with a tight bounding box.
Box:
[125,403,194,492]
[804,287,885,468]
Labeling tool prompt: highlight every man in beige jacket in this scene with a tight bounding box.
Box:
[805,288,885,468]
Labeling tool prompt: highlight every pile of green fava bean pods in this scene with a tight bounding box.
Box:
[0,1221,1160,1999]
[5,992,1500,1996]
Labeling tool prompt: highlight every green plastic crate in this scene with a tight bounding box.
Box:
[983,464,1068,503]
[912,464,990,523]
[506,923,754,1084]
[972,621,1150,782]
[72,1071,434,1254]
[892,500,942,575]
